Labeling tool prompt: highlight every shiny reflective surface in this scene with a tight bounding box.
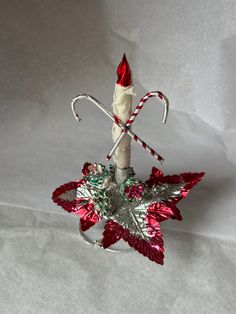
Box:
[52,162,204,265]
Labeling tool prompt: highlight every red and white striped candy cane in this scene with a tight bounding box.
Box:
[112,115,165,162]
[106,91,169,162]
[71,94,168,164]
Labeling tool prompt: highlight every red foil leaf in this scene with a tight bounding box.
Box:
[123,231,164,265]
[146,167,205,203]
[165,202,183,221]
[102,219,164,265]
[52,180,85,213]
[162,172,205,203]
[80,217,99,232]
[147,201,183,222]
[146,167,164,187]
[52,180,101,231]
[102,220,125,248]
[116,54,132,87]
[76,203,100,232]
[145,215,164,251]
[148,202,171,222]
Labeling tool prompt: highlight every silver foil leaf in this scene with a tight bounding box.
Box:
[151,183,184,202]
[111,199,151,240]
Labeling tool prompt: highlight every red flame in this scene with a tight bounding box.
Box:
[116,54,132,87]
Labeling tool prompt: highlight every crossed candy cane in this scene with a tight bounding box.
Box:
[106,91,169,162]
[71,92,168,163]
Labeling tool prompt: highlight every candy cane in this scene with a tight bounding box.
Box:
[71,94,115,122]
[71,94,165,163]
[106,91,169,161]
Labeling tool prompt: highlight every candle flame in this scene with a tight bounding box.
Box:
[116,54,132,87]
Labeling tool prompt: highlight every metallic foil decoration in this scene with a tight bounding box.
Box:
[52,162,204,265]
[52,55,205,265]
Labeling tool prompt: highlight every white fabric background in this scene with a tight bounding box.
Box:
[0,1,236,313]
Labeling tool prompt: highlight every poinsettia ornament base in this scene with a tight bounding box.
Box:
[52,162,204,265]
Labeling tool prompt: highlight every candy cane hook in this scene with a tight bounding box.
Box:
[71,94,165,163]
[71,94,115,122]
[106,91,169,161]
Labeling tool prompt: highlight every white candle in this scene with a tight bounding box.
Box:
[112,55,135,183]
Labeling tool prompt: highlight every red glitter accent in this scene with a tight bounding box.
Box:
[116,54,132,87]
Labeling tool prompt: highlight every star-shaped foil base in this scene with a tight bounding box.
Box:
[52,162,204,265]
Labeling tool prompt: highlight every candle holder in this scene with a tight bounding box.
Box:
[52,55,204,265]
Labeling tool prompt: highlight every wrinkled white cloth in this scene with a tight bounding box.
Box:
[0,205,235,314]
[0,0,236,313]
[112,84,133,169]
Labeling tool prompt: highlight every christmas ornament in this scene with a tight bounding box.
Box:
[52,54,204,265]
